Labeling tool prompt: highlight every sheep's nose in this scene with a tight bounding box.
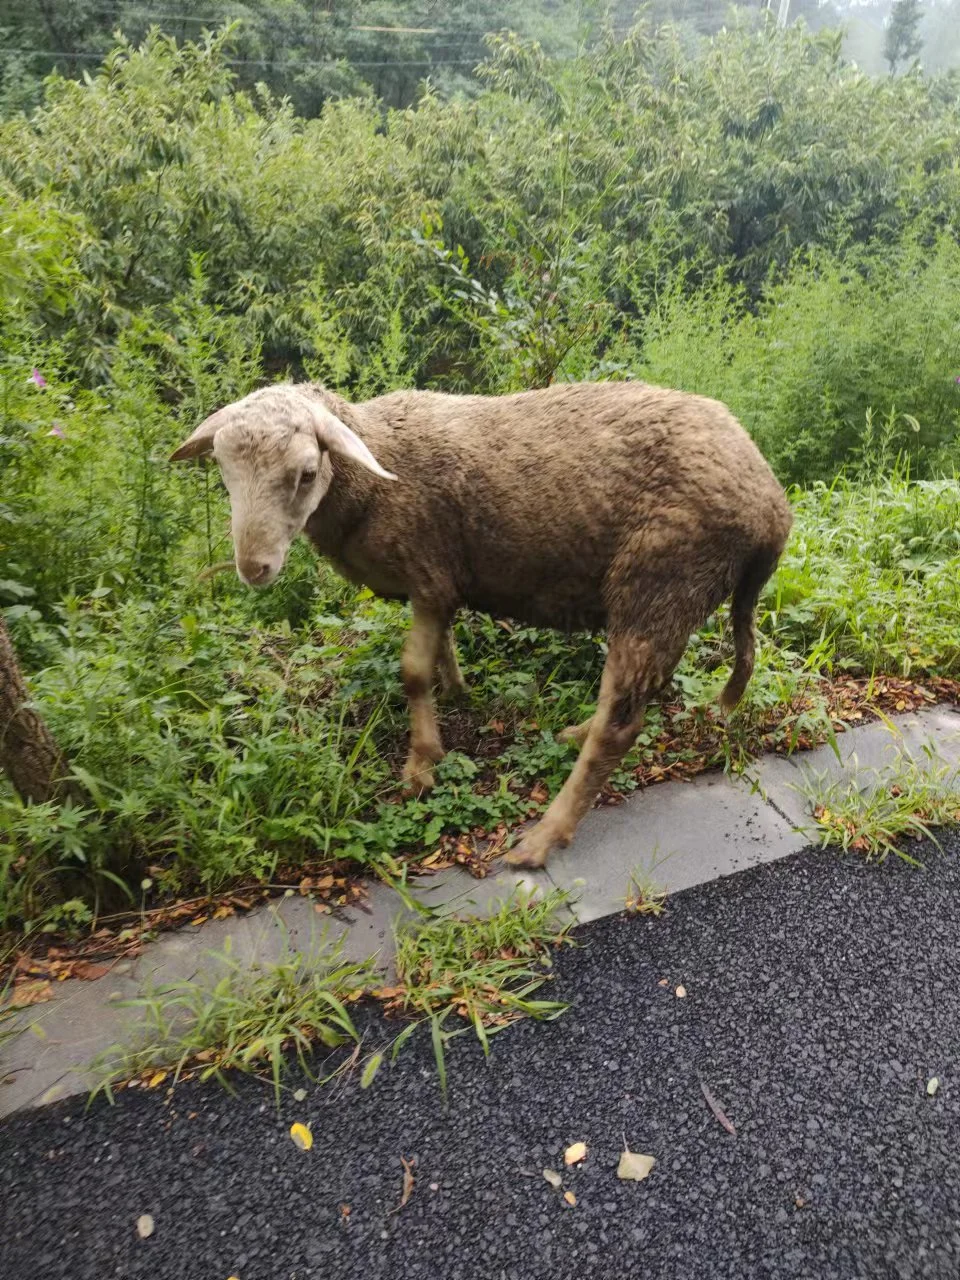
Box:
[237,557,273,587]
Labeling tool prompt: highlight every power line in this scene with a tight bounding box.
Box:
[0,46,484,70]
[49,6,516,35]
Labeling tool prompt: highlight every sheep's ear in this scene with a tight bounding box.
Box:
[169,406,233,461]
[309,402,397,481]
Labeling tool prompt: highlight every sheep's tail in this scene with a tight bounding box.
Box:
[718,546,781,712]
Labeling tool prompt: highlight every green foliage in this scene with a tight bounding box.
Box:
[392,887,572,1094]
[89,927,374,1103]
[640,236,960,483]
[3,26,960,933]
[800,735,960,861]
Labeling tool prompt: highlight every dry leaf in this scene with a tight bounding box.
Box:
[658,978,670,987]
[543,1168,562,1189]
[563,1190,577,1206]
[293,1088,307,1102]
[340,1203,351,1218]
[72,961,110,981]
[675,985,687,999]
[700,1080,737,1136]
[136,1214,155,1239]
[617,1150,656,1182]
[564,1141,587,1166]
[211,904,234,920]
[147,1070,167,1089]
[11,979,53,1007]
[927,1077,940,1096]
[289,1123,313,1151]
[397,1155,416,1210]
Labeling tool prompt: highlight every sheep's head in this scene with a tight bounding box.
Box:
[170,384,395,587]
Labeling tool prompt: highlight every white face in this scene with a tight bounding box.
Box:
[215,417,328,587]
[170,384,396,589]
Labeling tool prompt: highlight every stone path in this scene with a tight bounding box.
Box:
[2,705,958,1119]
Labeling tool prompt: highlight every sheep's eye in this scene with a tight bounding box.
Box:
[299,469,317,488]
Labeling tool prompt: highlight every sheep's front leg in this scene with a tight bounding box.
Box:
[401,606,446,796]
[436,627,468,699]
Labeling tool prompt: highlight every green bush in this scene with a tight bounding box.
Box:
[641,236,960,482]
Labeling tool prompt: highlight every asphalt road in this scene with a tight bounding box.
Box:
[4,835,960,1280]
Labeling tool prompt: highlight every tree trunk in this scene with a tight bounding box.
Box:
[0,616,72,804]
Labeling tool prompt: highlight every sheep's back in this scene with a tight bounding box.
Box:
[334,382,789,629]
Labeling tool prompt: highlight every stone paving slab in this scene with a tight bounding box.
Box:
[545,768,808,923]
[753,706,960,830]
[2,707,957,1119]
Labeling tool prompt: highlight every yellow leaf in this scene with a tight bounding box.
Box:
[563,1190,576,1206]
[564,1141,587,1165]
[289,1122,313,1151]
[147,1070,168,1089]
[617,1150,656,1182]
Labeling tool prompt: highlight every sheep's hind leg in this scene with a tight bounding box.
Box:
[436,626,468,699]
[401,606,447,796]
[507,635,666,870]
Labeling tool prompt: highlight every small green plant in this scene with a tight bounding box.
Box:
[799,740,960,862]
[625,866,668,916]
[389,888,573,1095]
[88,930,374,1104]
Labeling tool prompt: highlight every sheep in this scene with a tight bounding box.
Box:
[171,380,793,869]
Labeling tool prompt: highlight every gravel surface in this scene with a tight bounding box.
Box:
[4,836,960,1280]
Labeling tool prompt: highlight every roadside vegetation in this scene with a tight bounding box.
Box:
[2,17,960,951]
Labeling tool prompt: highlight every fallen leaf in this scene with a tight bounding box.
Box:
[617,1150,656,1182]
[658,978,670,987]
[927,1077,940,1096]
[700,1079,737,1136]
[340,1203,351,1218]
[72,961,110,981]
[675,985,687,999]
[398,1155,416,1209]
[10,980,53,1007]
[289,1123,313,1151]
[563,1190,577,1206]
[564,1141,587,1166]
[543,1168,562,1188]
[293,1088,308,1102]
[147,1070,167,1089]
[314,874,336,891]
[211,904,234,920]
[136,1214,155,1239]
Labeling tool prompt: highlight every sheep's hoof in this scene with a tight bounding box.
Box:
[438,677,469,703]
[557,718,593,747]
[505,821,571,870]
[401,747,442,797]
